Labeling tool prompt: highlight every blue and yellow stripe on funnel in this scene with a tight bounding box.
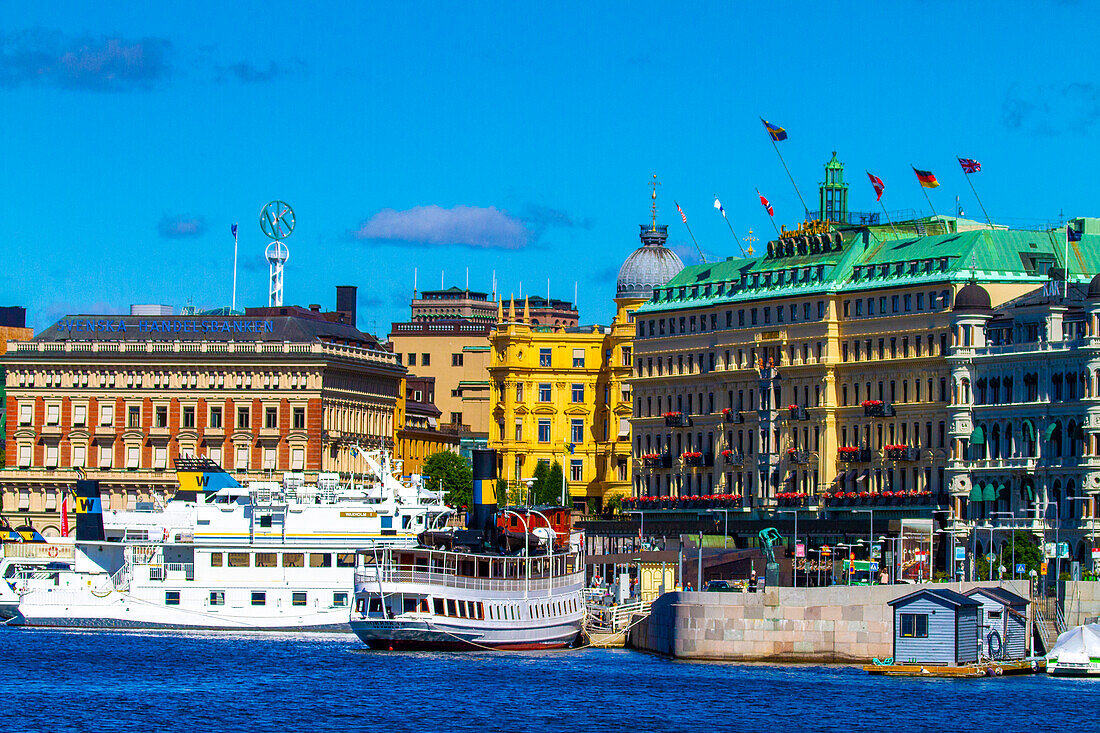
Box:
[176,468,241,493]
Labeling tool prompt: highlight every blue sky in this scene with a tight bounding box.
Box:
[3,1,1099,334]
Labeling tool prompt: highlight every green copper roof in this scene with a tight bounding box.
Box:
[636,219,1099,314]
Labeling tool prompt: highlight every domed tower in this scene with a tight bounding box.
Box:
[615,176,685,315]
[945,282,993,512]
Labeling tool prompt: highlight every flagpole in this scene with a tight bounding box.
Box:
[769,136,810,219]
[878,201,900,238]
[756,189,782,237]
[232,223,239,312]
[715,195,745,256]
[1064,225,1070,299]
[675,200,706,263]
[963,173,994,229]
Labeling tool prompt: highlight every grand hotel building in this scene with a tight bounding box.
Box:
[1,288,405,535]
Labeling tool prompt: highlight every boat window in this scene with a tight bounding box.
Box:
[210,552,223,567]
[282,553,304,568]
[251,591,266,606]
[458,560,475,577]
[433,598,445,615]
[209,591,224,606]
[336,553,357,568]
[446,599,457,617]
[333,592,349,607]
[899,613,928,638]
[292,592,307,607]
[420,599,429,613]
[476,602,484,620]
[309,553,332,568]
[477,559,490,577]
[403,597,418,614]
[355,598,365,614]
[259,515,272,528]
[165,591,180,606]
[368,597,383,614]
[228,552,250,567]
[255,553,277,568]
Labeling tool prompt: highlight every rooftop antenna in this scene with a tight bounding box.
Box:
[649,173,660,231]
[547,277,550,302]
[492,270,497,301]
[441,270,444,289]
[260,200,294,307]
[414,267,418,299]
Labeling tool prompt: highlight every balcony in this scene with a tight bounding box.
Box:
[721,409,745,424]
[885,446,921,462]
[787,405,809,421]
[439,422,472,434]
[838,447,872,463]
[786,449,811,465]
[861,400,896,418]
[721,450,745,466]
[641,453,672,469]
[664,412,691,428]
[682,451,704,467]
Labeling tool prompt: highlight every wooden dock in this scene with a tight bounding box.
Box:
[863,659,1045,677]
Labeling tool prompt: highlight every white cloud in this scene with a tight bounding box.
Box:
[351,205,529,249]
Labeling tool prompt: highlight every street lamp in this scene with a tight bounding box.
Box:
[624,509,645,554]
[853,509,875,579]
[709,508,734,549]
[836,542,854,585]
[933,509,956,583]
[878,535,901,584]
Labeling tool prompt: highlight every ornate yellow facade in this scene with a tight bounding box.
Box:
[488,296,638,509]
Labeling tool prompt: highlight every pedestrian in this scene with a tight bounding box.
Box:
[685,582,693,591]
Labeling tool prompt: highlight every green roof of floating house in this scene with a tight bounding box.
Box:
[636,217,1100,315]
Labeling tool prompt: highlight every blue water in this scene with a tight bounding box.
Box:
[10,629,1096,731]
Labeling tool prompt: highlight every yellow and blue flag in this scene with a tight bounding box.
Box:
[761,118,787,142]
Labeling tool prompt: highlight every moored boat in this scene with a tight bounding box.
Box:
[350,449,585,650]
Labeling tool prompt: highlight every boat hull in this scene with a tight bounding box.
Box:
[349,616,580,651]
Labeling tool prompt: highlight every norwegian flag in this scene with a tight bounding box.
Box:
[676,202,688,224]
[758,193,774,217]
[958,157,981,174]
[867,171,885,201]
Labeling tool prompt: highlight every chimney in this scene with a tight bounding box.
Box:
[336,285,357,327]
[309,304,321,313]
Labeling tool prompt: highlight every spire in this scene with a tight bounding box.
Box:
[497,298,503,321]
[508,295,515,321]
[522,296,530,322]
[649,173,660,231]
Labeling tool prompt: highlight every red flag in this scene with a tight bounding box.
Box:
[867,171,885,201]
[675,202,687,224]
[758,193,774,217]
[61,494,69,536]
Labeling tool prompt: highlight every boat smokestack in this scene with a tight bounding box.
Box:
[470,449,497,533]
[74,479,105,542]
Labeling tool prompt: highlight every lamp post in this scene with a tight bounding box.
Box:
[709,508,733,549]
[853,509,875,580]
[990,511,1018,580]
[878,535,901,584]
[933,509,956,583]
[500,509,531,599]
[624,509,645,554]
[836,542,854,585]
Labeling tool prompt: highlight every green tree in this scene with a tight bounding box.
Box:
[976,531,1043,580]
[533,461,564,506]
[422,451,472,508]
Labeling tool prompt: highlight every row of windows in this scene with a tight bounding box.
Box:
[360,594,579,620]
[209,551,356,568]
[841,333,950,362]
[17,402,307,430]
[844,290,951,318]
[13,371,313,390]
[166,590,349,607]
[15,444,307,471]
[637,301,827,339]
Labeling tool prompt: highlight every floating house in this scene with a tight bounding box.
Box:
[888,588,980,666]
[964,587,1029,660]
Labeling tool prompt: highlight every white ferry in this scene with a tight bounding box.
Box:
[350,450,585,650]
[0,450,449,630]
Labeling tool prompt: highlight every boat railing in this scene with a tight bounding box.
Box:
[1,543,75,561]
[584,598,651,633]
[355,567,585,593]
[109,563,131,592]
[147,563,195,581]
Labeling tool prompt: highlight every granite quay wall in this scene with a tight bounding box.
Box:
[1063,581,1100,627]
[629,580,1030,663]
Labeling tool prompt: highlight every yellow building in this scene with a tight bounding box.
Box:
[489,214,684,510]
[393,375,460,474]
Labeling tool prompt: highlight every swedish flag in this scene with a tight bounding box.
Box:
[762,118,787,142]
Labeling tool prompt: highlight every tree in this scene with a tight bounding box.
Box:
[532,461,564,506]
[976,531,1043,580]
[422,451,472,508]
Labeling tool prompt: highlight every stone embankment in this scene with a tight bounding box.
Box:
[629,580,1029,662]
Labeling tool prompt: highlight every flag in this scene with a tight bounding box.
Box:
[61,495,69,536]
[761,119,787,142]
[231,223,238,237]
[759,193,774,217]
[676,202,687,224]
[958,158,981,174]
[1068,225,1082,242]
[713,197,726,218]
[867,171,885,201]
[913,167,939,188]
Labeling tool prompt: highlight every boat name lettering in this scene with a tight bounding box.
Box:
[340,511,378,518]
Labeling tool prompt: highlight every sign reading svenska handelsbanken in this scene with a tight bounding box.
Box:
[53,317,276,338]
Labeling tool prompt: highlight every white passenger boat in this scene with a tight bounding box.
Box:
[350,449,585,650]
[1,450,448,630]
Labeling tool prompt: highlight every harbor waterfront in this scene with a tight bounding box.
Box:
[7,628,1094,732]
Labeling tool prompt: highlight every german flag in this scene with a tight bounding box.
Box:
[912,167,939,188]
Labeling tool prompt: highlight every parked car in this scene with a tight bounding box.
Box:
[704,580,737,592]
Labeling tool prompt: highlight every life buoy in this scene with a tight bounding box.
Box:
[163,528,170,543]
[47,546,58,558]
